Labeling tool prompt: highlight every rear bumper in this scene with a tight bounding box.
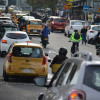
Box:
[51,25,65,30]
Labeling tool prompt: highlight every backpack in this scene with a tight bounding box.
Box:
[74,32,80,39]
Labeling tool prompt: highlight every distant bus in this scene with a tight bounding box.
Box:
[0,0,8,7]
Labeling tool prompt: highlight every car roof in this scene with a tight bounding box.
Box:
[49,16,62,19]
[5,31,27,34]
[90,25,100,27]
[70,20,85,22]
[12,43,43,48]
[28,19,41,21]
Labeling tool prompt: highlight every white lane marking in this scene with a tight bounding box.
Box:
[48,50,57,54]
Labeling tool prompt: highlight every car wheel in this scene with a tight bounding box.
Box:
[61,30,64,33]
[38,94,44,100]
[0,51,3,57]
[3,71,9,81]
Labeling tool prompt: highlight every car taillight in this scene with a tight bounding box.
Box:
[90,30,94,33]
[3,21,6,23]
[2,40,7,43]
[42,55,47,65]
[27,25,30,28]
[52,21,54,24]
[70,26,73,30]
[26,41,31,43]
[68,90,86,100]
[23,27,25,29]
[8,53,12,63]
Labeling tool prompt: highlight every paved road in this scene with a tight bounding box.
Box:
[0,13,99,100]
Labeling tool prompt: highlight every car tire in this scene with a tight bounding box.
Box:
[0,51,3,57]
[3,71,9,81]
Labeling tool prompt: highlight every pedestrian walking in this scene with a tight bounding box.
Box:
[81,26,87,45]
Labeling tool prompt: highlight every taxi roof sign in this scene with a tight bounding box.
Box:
[66,2,72,9]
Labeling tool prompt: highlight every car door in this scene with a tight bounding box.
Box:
[42,61,74,100]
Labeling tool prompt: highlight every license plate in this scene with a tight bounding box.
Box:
[44,37,48,40]
[22,69,31,73]
[58,27,62,29]
[33,30,37,32]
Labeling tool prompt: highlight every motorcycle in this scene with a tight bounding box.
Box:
[42,36,48,48]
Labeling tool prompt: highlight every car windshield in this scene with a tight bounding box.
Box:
[6,33,27,39]
[30,21,42,25]
[83,65,100,91]
[71,21,85,25]
[55,18,66,22]
[12,47,43,58]
[92,26,100,31]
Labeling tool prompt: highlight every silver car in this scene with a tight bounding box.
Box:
[35,53,100,100]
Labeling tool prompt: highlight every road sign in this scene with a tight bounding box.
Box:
[66,2,72,9]
[98,8,100,12]
[83,5,89,12]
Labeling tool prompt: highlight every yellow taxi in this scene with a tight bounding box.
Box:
[3,43,48,81]
[27,19,43,35]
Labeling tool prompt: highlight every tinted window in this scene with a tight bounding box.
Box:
[92,26,100,31]
[83,65,100,91]
[30,21,42,25]
[55,19,66,22]
[0,18,11,20]
[12,47,43,58]
[6,33,27,39]
[66,65,78,85]
[71,21,85,25]
[57,62,72,86]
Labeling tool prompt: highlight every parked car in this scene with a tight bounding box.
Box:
[46,16,67,32]
[87,25,100,44]
[3,42,48,81]
[0,31,31,56]
[26,19,43,35]
[65,20,85,37]
[34,52,100,100]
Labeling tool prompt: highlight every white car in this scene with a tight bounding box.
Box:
[0,31,31,57]
[65,20,85,37]
[0,17,13,25]
[87,25,100,44]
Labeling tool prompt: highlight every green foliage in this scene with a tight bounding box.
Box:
[27,0,58,9]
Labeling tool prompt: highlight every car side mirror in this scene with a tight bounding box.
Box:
[34,77,46,87]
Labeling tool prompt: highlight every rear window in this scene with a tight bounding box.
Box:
[54,19,66,22]
[0,18,10,20]
[71,21,85,25]
[92,26,100,31]
[12,47,43,58]
[6,33,27,39]
[30,21,42,25]
[83,65,100,91]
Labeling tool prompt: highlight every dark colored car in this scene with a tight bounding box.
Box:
[46,16,67,32]
[34,52,100,100]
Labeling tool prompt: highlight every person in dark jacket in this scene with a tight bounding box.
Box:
[50,47,68,67]
[40,25,50,43]
[81,26,87,45]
